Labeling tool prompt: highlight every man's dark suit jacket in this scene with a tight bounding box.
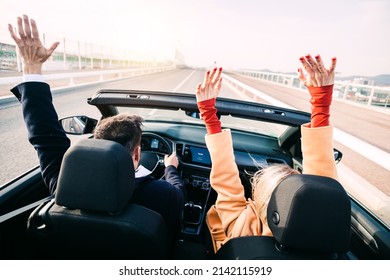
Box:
[11,82,186,229]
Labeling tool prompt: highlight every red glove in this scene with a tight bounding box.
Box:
[307,84,333,128]
[197,98,222,134]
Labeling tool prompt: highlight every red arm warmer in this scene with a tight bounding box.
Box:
[307,84,333,128]
[197,98,222,134]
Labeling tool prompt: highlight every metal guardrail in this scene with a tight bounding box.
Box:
[0,66,175,86]
[0,65,176,106]
[236,70,390,111]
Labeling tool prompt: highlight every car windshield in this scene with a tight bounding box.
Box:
[117,107,289,138]
[0,0,389,231]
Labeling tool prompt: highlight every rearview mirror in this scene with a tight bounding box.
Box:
[185,111,221,120]
[185,111,201,119]
[60,116,98,135]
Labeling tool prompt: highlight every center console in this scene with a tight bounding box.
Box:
[176,144,211,235]
[180,168,211,235]
[177,143,212,236]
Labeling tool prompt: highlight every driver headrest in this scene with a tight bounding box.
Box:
[267,174,351,253]
[55,139,135,213]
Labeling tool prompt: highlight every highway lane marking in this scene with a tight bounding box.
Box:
[172,70,196,93]
[222,74,390,172]
[148,70,196,116]
[222,77,286,135]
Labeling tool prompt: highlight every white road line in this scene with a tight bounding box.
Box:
[223,74,390,172]
[147,70,197,116]
[172,70,196,92]
[333,128,390,171]
[148,109,157,116]
[222,74,294,109]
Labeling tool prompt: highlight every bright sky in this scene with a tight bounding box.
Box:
[1,0,389,76]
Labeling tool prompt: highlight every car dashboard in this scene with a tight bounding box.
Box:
[140,121,295,236]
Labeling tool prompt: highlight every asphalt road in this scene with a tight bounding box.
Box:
[226,73,390,195]
[0,69,203,185]
[1,68,389,222]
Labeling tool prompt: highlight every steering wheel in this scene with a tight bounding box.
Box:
[139,132,173,178]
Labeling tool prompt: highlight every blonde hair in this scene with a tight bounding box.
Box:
[251,164,299,228]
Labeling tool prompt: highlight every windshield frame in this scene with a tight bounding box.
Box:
[89,89,311,127]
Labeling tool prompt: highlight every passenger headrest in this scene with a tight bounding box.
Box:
[267,174,351,253]
[55,139,135,213]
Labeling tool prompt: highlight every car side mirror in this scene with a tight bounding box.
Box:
[60,116,98,135]
[334,149,343,164]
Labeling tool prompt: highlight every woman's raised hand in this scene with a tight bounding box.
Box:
[196,67,223,102]
[298,55,336,87]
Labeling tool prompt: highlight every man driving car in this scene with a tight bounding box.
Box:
[8,14,186,239]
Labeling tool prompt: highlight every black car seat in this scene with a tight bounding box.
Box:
[215,174,351,259]
[27,139,169,259]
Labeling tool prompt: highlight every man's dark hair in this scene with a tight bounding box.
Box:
[93,113,144,154]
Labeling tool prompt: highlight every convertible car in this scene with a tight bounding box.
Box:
[0,89,389,260]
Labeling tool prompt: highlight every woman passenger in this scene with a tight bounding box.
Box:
[196,54,338,252]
